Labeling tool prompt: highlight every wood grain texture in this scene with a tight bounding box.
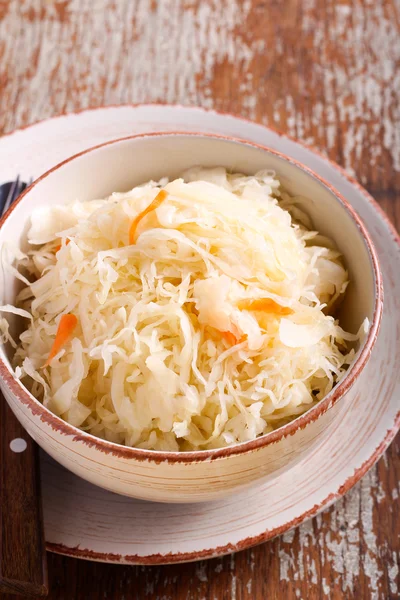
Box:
[0,400,48,597]
[0,0,399,598]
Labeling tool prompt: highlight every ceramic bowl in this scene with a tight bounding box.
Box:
[0,133,383,503]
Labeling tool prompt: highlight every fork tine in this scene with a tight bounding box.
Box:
[1,175,31,217]
[2,175,20,216]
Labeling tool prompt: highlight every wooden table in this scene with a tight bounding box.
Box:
[0,1,399,598]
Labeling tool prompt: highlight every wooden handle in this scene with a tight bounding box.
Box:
[0,396,48,597]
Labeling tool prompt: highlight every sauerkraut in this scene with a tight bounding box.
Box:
[0,168,368,451]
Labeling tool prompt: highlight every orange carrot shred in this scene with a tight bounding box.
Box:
[43,314,78,367]
[129,189,168,245]
[237,298,293,316]
[221,329,247,345]
[55,238,70,253]
[221,331,237,345]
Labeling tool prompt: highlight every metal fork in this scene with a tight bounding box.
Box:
[0,177,48,597]
[0,177,29,215]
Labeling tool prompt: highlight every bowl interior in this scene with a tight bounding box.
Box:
[0,133,376,380]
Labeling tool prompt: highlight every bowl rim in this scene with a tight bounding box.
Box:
[0,131,383,463]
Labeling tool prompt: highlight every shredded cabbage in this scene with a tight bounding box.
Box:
[0,168,368,451]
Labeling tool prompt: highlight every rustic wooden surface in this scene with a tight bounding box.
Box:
[0,399,47,597]
[0,0,399,598]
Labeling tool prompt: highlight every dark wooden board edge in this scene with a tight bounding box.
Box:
[0,396,48,597]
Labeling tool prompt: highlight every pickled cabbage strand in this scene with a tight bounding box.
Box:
[0,167,368,451]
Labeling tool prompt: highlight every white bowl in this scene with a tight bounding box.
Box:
[0,133,382,503]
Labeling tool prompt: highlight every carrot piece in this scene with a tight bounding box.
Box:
[55,238,70,253]
[129,189,168,245]
[237,298,293,316]
[221,329,247,345]
[221,331,237,345]
[43,314,78,367]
